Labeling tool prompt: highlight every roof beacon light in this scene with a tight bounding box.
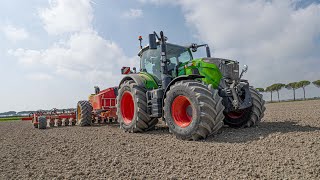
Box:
[138,36,143,49]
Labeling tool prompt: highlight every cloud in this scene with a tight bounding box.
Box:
[10,0,140,87]
[2,25,29,42]
[123,9,143,19]
[141,0,320,88]
[39,0,93,34]
[9,30,139,85]
[26,73,53,81]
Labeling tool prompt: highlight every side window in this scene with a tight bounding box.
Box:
[169,57,177,65]
[178,51,192,64]
[169,57,178,78]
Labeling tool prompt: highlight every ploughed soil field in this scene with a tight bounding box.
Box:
[1,100,320,179]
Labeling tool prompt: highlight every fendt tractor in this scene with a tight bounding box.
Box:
[76,31,266,140]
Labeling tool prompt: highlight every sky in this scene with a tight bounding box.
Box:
[0,0,320,112]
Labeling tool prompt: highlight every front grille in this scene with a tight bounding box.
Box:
[203,58,239,80]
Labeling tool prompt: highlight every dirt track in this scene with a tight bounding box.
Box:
[1,100,320,179]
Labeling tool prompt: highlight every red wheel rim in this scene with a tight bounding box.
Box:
[226,111,245,119]
[171,95,193,128]
[120,91,134,124]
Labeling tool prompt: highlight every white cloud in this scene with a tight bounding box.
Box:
[26,73,53,81]
[142,0,320,88]
[2,25,29,42]
[9,30,139,85]
[123,9,143,19]
[10,0,139,87]
[39,0,93,34]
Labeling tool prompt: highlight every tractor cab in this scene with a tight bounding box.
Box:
[138,43,193,83]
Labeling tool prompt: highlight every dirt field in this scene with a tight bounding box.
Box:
[0,100,320,179]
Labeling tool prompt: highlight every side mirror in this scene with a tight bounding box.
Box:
[239,64,248,79]
[149,34,157,49]
[243,64,248,73]
[205,45,211,57]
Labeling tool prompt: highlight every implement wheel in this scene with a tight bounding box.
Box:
[38,116,47,129]
[76,101,93,126]
[117,80,158,132]
[57,119,62,127]
[64,119,69,126]
[224,87,266,128]
[71,118,76,126]
[49,119,55,127]
[164,80,224,140]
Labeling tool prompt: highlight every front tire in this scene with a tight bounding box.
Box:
[117,80,158,132]
[164,80,225,140]
[224,87,266,127]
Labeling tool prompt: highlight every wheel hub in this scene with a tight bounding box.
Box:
[120,91,134,124]
[171,95,193,128]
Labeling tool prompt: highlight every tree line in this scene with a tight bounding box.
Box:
[256,80,320,102]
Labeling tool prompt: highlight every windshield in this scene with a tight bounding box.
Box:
[140,43,192,81]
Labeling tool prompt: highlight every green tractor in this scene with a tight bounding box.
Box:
[117,31,265,140]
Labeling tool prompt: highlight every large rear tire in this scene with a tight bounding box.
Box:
[164,80,225,140]
[224,87,266,127]
[76,101,93,126]
[117,80,158,132]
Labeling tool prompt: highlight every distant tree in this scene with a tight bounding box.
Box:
[265,86,274,102]
[297,80,311,100]
[256,88,264,92]
[312,80,320,88]
[0,111,17,116]
[285,82,298,101]
[271,83,286,102]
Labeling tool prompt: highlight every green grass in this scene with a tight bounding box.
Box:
[0,116,22,122]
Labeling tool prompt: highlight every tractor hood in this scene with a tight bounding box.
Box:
[203,58,240,81]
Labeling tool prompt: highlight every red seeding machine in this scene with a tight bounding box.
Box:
[77,86,118,126]
[32,86,118,129]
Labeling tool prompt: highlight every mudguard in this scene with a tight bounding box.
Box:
[164,75,204,97]
[119,74,145,88]
[119,72,159,90]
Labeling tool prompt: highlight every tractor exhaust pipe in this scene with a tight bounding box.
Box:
[159,31,171,89]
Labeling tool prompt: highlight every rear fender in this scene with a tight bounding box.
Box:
[119,73,158,90]
[119,74,145,88]
[163,75,204,97]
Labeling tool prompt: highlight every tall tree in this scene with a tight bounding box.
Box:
[265,86,274,102]
[271,83,286,102]
[256,88,264,92]
[312,80,320,88]
[297,80,310,100]
[285,82,298,101]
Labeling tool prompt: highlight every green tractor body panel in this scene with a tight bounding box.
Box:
[178,58,223,89]
[138,72,159,89]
